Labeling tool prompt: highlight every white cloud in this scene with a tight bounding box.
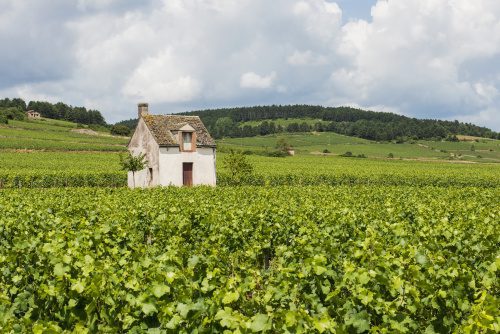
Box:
[332,0,500,129]
[454,108,500,131]
[474,82,498,102]
[123,49,202,103]
[0,84,62,105]
[293,0,342,42]
[287,50,327,66]
[0,0,499,130]
[77,0,115,11]
[240,72,277,89]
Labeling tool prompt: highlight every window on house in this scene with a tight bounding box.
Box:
[182,132,192,151]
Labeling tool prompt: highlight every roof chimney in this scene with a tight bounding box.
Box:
[138,103,149,118]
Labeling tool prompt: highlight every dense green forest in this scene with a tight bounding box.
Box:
[117,105,499,141]
[184,105,498,141]
[0,98,106,126]
[114,118,138,130]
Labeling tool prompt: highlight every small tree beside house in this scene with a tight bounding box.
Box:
[120,152,147,188]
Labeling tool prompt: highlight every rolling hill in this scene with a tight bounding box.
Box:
[1,113,499,189]
[218,131,500,163]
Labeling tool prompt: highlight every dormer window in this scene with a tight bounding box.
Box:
[182,132,192,151]
[177,124,197,152]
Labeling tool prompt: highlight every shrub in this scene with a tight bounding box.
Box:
[0,172,126,188]
[341,151,353,157]
[387,153,394,158]
[323,149,330,154]
[111,125,131,136]
[0,107,25,121]
[275,138,291,153]
[264,150,288,157]
[395,137,405,144]
[89,124,111,133]
[222,150,254,183]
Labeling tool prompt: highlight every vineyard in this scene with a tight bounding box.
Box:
[1,151,500,189]
[1,116,499,332]
[0,186,499,332]
[0,119,127,152]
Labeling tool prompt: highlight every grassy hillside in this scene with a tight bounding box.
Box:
[219,132,500,163]
[0,118,127,187]
[0,118,128,151]
[1,115,499,188]
[0,151,123,173]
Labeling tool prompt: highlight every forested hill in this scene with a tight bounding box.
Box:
[0,98,106,126]
[179,105,498,141]
[117,104,498,141]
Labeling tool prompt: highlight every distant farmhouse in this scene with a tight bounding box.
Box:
[127,103,216,187]
[26,110,41,119]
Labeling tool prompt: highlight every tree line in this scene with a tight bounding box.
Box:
[115,104,498,141]
[0,98,106,126]
[181,105,498,141]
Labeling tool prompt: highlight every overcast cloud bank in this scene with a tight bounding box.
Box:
[0,0,499,129]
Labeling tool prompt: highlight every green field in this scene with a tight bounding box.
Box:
[218,154,500,187]
[0,118,127,151]
[3,151,499,188]
[0,116,499,332]
[0,151,123,172]
[1,186,498,332]
[219,132,500,162]
[1,121,500,188]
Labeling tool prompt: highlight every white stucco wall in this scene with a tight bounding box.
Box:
[127,118,160,188]
[158,147,216,186]
[128,169,148,188]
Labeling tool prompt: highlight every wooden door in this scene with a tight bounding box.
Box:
[183,163,193,186]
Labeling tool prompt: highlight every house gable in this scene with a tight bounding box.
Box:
[128,118,159,165]
[179,124,195,132]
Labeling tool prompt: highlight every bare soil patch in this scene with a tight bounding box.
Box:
[71,129,99,136]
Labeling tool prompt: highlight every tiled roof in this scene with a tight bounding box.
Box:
[142,115,216,147]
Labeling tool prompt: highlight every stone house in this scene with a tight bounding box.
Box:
[127,103,216,187]
[26,110,41,119]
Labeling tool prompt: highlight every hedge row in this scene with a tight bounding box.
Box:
[0,172,497,189]
[0,172,126,188]
[217,173,500,188]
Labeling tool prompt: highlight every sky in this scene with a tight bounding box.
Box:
[0,0,499,130]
